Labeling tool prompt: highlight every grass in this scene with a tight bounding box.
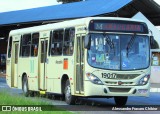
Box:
[0,90,73,114]
[0,91,49,105]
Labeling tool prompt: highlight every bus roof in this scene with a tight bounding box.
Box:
[9,17,146,36]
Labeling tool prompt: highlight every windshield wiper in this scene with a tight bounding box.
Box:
[103,34,115,55]
[126,34,136,57]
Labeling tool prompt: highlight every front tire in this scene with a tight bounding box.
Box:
[114,96,128,106]
[65,79,75,105]
[22,76,29,97]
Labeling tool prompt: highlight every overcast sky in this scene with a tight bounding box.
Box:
[0,0,160,13]
[0,0,60,13]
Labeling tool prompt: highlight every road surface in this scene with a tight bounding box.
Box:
[0,77,160,114]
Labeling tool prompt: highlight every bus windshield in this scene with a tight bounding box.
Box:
[87,33,149,70]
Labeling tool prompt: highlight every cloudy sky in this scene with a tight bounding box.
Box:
[0,0,59,13]
[0,0,159,13]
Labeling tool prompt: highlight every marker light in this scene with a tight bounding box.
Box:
[138,89,148,94]
[86,72,103,85]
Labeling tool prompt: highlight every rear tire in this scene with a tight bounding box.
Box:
[22,76,29,97]
[114,96,128,106]
[65,79,75,105]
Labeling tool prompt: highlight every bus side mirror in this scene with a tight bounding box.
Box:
[150,36,155,47]
[84,35,91,49]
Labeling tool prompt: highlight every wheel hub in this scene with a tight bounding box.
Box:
[66,86,71,100]
[23,81,27,93]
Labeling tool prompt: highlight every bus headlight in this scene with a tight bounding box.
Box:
[86,72,103,85]
[138,74,150,85]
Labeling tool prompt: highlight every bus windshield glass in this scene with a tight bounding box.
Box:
[87,34,149,70]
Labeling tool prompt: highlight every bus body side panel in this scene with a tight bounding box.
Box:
[6,61,11,87]
[18,59,39,91]
[62,56,75,94]
[47,56,63,93]
[18,58,30,89]
[28,57,39,91]
[46,56,75,94]
[6,37,12,88]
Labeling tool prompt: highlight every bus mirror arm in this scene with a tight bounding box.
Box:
[84,34,91,50]
[150,36,155,47]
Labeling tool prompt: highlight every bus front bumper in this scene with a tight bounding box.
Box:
[84,81,150,97]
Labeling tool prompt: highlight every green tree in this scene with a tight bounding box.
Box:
[57,0,82,4]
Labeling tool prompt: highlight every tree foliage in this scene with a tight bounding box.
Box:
[57,0,82,4]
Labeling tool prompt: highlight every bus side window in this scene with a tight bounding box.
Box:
[20,34,31,57]
[8,36,12,58]
[31,33,39,57]
[51,30,63,56]
[48,31,52,56]
[63,28,75,55]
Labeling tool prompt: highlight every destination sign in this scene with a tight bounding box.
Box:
[89,20,148,34]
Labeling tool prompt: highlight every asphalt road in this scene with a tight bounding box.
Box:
[0,77,160,114]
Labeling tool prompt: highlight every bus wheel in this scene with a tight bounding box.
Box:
[65,80,75,105]
[22,76,29,97]
[114,96,128,106]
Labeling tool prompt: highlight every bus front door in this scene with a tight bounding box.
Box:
[11,41,19,87]
[75,35,85,94]
[39,39,48,90]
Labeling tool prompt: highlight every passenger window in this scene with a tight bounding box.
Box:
[48,31,52,56]
[31,33,39,57]
[21,34,31,57]
[63,28,75,55]
[8,37,12,58]
[51,30,63,55]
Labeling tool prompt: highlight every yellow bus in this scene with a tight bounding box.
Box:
[6,17,152,106]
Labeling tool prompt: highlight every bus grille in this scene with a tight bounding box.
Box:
[114,74,139,80]
[105,81,133,85]
[109,87,131,93]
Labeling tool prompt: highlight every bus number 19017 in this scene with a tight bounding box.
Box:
[102,73,117,79]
